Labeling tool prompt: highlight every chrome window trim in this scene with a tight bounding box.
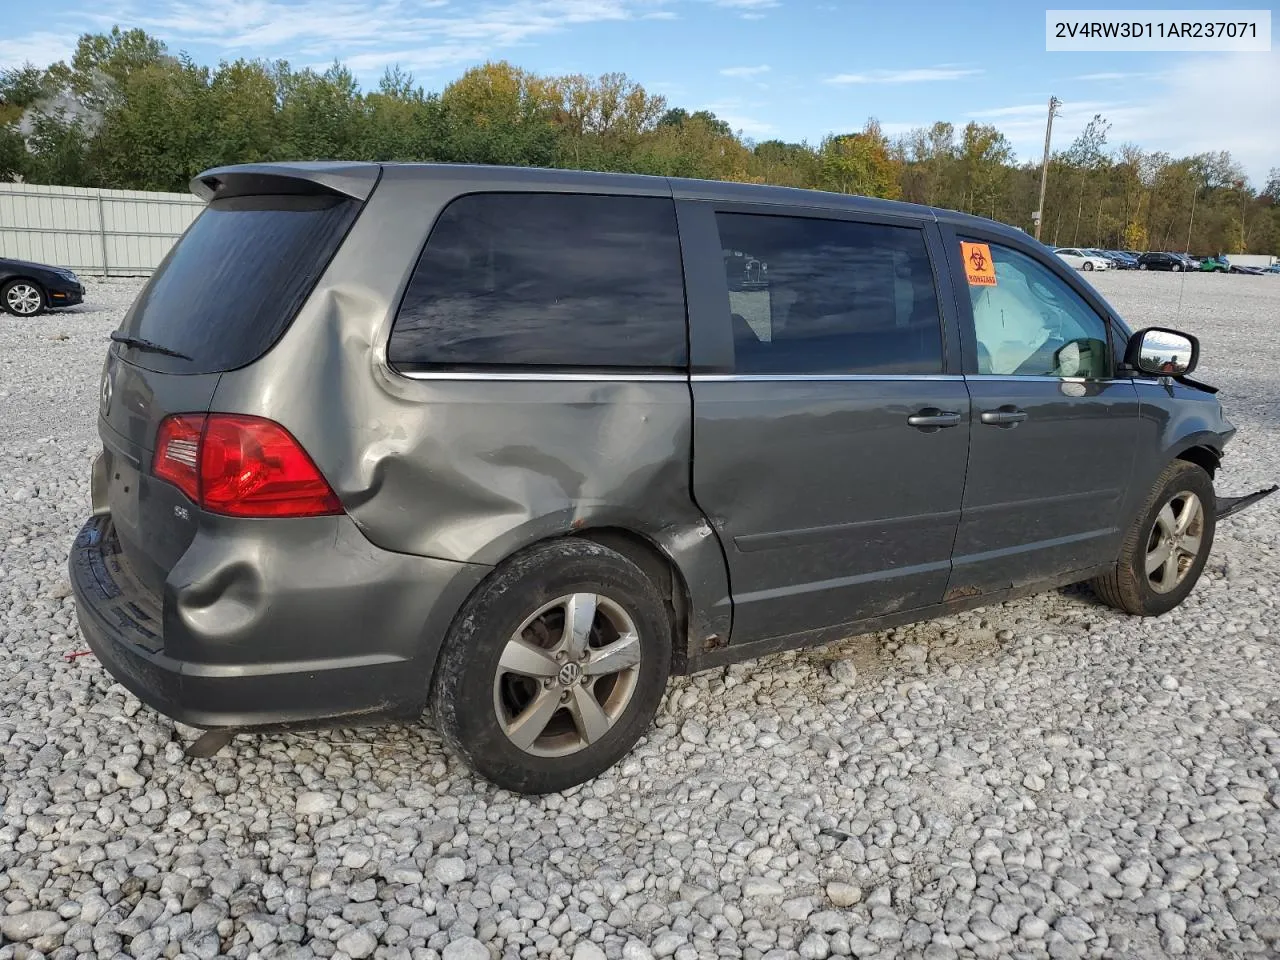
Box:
[692,373,963,383]
[395,371,1134,384]
[395,370,689,382]
[964,375,1121,384]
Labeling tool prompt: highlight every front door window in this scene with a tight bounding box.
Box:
[967,242,1110,378]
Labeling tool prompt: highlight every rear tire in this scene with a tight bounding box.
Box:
[2,280,46,316]
[1092,460,1215,616]
[432,539,672,794]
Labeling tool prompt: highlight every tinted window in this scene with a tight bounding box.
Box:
[389,194,687,370]
[118,194,359,375]
[714,213,942,375]
[967,241,1110,378]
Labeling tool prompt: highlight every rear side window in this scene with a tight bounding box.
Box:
[715,212,943,375]
[389,193,687,371]
[118,194,359,374]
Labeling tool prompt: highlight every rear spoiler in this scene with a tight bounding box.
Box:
[191,162,381,202]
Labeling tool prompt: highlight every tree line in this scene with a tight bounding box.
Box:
[3,27,1277,255]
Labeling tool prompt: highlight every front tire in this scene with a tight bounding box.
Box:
[432,539,672,793]
[2,280,46,316]
[1139,263,1148,270]
[1171,263,1182,272]
[1083,261,1094,271]
[1092,460,1215,616]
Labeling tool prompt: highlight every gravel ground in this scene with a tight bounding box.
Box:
[2,271,1279,960]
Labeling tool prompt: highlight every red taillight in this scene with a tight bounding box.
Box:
[152,414,342,518]
[154,414,204,503]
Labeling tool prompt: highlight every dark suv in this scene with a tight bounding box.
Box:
[70,162,1270,792]
[1137,251,1188,271]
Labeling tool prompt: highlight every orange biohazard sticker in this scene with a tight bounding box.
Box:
[961,242,997,286]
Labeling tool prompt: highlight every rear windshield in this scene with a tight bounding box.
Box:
[115,194,359,374]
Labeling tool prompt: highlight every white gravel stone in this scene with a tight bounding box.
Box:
[295,791,337,814]
[443,937,490,960]
[826,881,863,907]
[336,928,378,959]
[1056,915,1096,943]
[829,659,858,685]
[434,856,468,884]
[1,911,64,942]
[743,876,785,898]
[3,272,1279,960]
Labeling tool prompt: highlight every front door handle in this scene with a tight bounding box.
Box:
[980,406,1028,427]
[907,408,963,431]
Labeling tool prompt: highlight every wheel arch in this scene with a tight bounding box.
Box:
[424,524,708,694]
[570,527,694,673]
[1174,443,1222,479]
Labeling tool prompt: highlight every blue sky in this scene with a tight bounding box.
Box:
[3,0,1277,183]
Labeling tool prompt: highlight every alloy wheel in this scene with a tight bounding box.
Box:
[6,283,42,315]
[1145,492,1205,594]
[492,593,642,757]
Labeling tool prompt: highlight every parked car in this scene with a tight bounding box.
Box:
[1265,263,1280,274]
[1230,264,1267,275]
[1137,252,1187,271]
[69,162,1274,793]
[1054,247,1111,271]
[1181,254,1201,270]
[1100,250,1139,269]
[1,257,84,316]
[1197,255,1230,273]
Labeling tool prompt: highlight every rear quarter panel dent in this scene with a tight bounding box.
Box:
[209,169,732,646]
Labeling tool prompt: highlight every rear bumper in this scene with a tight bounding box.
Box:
[69,514,488,729]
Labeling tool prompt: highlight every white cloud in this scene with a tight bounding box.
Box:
[826,66,982,84]
[72,0,656,76]
[720,64,770,78]
[1120,52,1279,184]
[718,113,777,136]
[977,52,1278,184]
[700,98,776,137]
[0,31,76,71]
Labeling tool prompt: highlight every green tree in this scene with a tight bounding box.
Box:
[818,120,901,198]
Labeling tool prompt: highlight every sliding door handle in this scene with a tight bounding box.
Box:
[980,406,1028,427]
[907,409,963,430]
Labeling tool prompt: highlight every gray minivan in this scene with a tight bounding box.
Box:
[70,162,1272,793]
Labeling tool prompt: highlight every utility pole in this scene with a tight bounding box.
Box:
[1185,184,1198,255]
[1033,96,1061,242]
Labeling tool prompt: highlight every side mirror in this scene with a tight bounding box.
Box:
[1126,327,1200,377]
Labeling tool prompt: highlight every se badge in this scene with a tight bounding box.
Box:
[962,242,997,286]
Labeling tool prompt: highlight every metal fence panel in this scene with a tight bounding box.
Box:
[0,183,205,276]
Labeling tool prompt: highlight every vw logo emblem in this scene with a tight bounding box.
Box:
[557,661,582,686]
[100,369,114,416]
